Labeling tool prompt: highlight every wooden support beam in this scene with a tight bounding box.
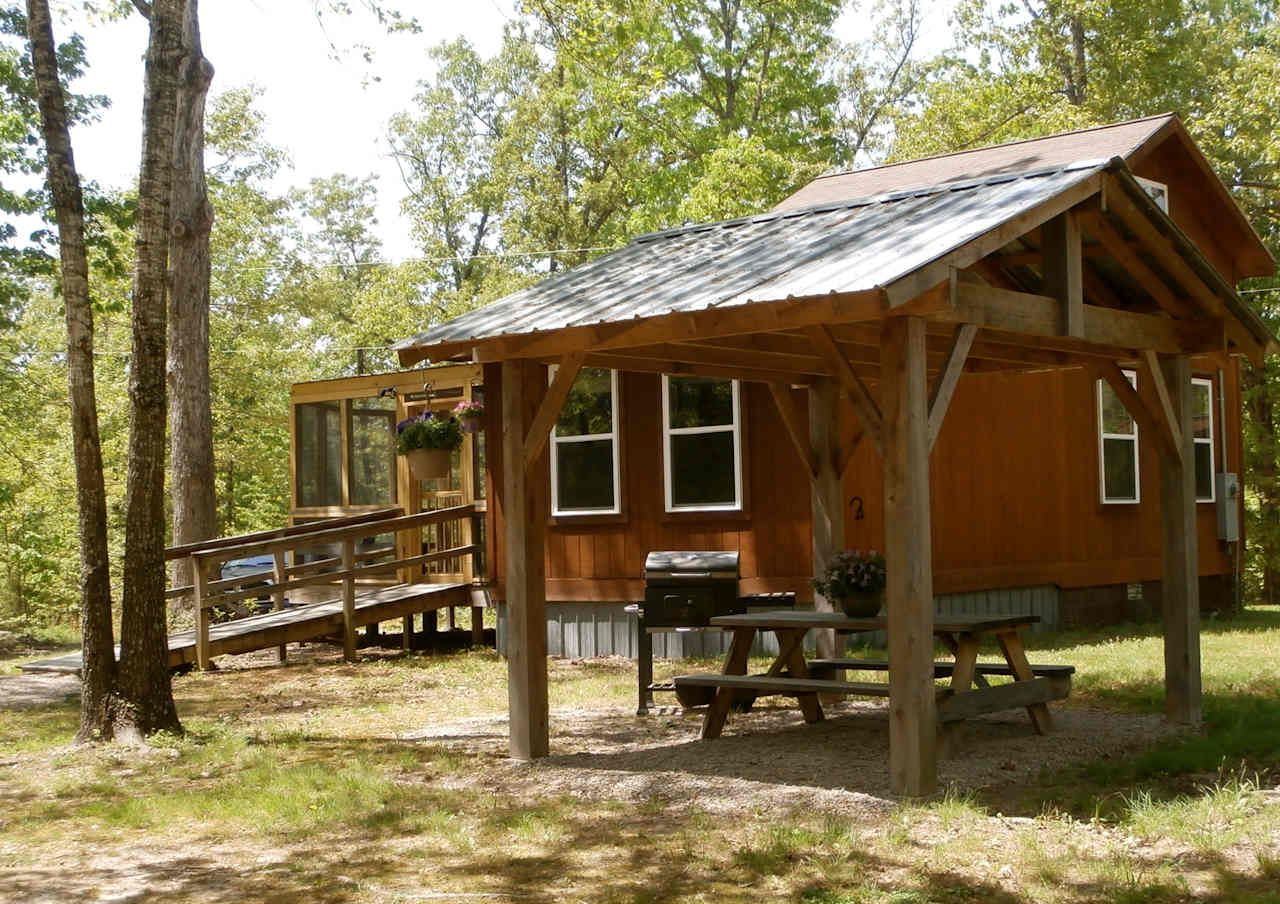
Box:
[884,170,1104,307]
[342,538,357,662]
[448,288,896,365]
[806,324,884,455]
[768,383,818,478]
[1141,349,1185,464]
[194,559,211,671]
[523,352,583,474]
[610,340,827,375]
[1099,176,1262,363]
[1041,211,1084,337]
[272,550,288,663]
[1094,362,1181,463]
[502,359,551,759]
[809,379,845,676]
[948,282,1217,356]
[993,245,1107,269]
[1101,175,1225,317]
[1076,209,1199,319]
[576,352,826,385]
[881,315,937,798]
[1158,355,1202,725]
[927,324,977,451]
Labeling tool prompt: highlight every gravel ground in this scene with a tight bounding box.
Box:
[404,699,1181,810]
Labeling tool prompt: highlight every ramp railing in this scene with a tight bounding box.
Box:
[169,505,480,669]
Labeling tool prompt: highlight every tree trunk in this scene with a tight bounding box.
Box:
[118,0,185,739]
[25,0,120,742]
[167,0,215,602]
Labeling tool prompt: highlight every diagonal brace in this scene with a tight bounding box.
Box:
[927,324,977,451]
[806,324,884,455]
[523,351,585,474]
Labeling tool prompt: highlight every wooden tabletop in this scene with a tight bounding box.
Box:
[709,609,1040,633]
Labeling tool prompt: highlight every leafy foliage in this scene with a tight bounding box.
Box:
[395,412,462,453]
[813,549,888,598]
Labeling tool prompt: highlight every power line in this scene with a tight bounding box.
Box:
[213,243,621,275]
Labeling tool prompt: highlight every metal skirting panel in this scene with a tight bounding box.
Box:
[494,586,1060,658]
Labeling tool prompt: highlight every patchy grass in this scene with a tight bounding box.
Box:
[1,610,1279,902]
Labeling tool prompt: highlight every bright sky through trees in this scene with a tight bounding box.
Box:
[67,0,954,262]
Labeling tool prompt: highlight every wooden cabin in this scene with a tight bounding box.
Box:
[295,113,1276,795]
[293,114,1272,649]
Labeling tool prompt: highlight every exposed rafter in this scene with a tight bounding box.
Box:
[523,352,584,474]
[806,324,885,455]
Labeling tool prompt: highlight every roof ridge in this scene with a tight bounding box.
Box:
[631,159,1108,245]
[809,113,1176,185]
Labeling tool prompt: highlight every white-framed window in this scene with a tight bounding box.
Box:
[661,375,742,512]
[549,367,621,516]
[1192,377,1215,503]
[1098,370,1140,504]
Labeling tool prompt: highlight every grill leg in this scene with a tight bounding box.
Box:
[637,614,654,715]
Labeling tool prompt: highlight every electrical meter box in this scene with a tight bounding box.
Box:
[1216,472,1240,542]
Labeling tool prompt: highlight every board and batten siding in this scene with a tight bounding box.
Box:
[494,586,1060,658]
[484,357,1239,620]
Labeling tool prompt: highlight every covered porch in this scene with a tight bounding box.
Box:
[394,158,1274,796]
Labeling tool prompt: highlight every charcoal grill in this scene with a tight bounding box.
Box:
[631,550,794,713]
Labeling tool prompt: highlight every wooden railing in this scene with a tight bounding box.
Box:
[170,505,481,670]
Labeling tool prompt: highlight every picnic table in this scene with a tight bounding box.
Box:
[673,610,1073,741]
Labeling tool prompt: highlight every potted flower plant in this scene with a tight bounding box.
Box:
[453,400,485,433]
[396,411,463,480]
[812,549,887,618]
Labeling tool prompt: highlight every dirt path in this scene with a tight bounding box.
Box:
[0,673,80,710]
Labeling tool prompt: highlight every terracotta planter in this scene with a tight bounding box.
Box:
[405,447,452,480]
[836,589,884,618]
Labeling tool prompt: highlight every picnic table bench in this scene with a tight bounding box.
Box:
[673,610,1072,741]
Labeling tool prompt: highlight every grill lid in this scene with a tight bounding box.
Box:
[643,550,739,581]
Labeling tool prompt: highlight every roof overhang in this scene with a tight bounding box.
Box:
[394,158,1276,374]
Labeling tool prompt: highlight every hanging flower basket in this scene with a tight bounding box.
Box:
[453,400,485,434]
[397,411,463,479]
[405,447,452,480]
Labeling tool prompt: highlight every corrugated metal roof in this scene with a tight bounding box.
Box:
[773,114,1174,212]
[394,160,1106,353]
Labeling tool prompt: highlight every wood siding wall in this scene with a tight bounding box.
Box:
[486,357,1240,603]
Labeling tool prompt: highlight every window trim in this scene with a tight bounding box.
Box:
[661,375,743,513]
[548,366,622,517]
[1193,377,1215,503]
[1097,370,1140,505]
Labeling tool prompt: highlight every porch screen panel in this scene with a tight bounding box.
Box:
[350,396,397,505]
[296,401,341,507]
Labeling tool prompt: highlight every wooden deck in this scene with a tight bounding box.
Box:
[20,582,476,675]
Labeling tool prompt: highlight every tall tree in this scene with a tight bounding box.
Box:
[525,0,845,230]
[166,0,215,598]
[24,0,118,740]
[117,0,184,738]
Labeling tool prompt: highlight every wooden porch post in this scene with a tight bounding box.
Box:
[502,359,550,759]
[1159,355,1202,724]
[881,316,936,797]
[808,378,844,662]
